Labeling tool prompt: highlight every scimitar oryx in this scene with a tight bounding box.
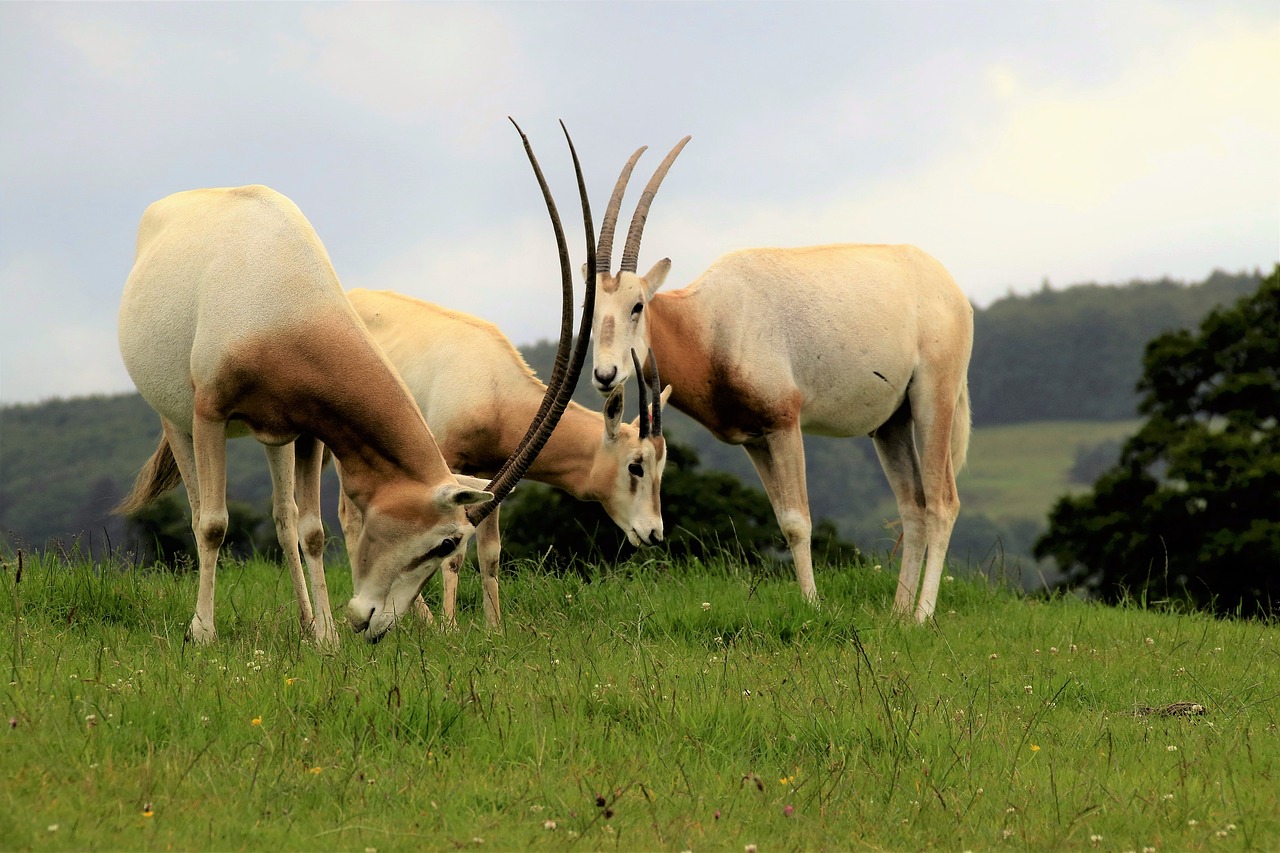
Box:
[589,139,974,622]
[116,120,598,644]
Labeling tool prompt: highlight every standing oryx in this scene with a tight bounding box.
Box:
[115,120,597,644]
[589,140,973,622]
[338,287,668,628]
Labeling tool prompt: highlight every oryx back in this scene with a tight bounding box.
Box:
[119,185,353,437]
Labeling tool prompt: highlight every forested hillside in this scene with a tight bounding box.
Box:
[1,269,1264,572]
[969,269,1260,423]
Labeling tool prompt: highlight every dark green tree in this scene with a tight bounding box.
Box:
[125,492,280,567]
[1034,268,1280,617]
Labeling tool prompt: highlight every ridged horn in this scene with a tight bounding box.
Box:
[619,136,691,274]
[631,349,650,439]
[468,119,596,524]
[649,350,663,437]
[597,145,647,281]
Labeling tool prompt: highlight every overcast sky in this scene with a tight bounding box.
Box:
[1,1,1276,405]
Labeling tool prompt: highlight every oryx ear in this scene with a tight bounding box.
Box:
[603,385,625,441]
[434,483,493,511]
[453,474,491,490]
[581,262,591,284]
[642,258,671,298]
[659,384,673,408]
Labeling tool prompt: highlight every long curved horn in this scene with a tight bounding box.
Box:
[649,350,663,437]
[469,119,596,524]
[631,349,650,439]
[597,146,646,280]
[619,136,691,274]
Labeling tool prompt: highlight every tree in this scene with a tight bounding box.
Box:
[1034,268,1280,617]
[125,492,280,567]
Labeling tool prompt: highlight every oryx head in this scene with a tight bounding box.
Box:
[590,137,690,395]
[344,478,489,641]
[595,351,671,546]
[346,118,597,642]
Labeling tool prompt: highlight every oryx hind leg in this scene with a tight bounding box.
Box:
[871,401,928,619]
[744,424,816,603]
[910,381,961,622]
[188,414,230,644]
[294,436,338,648]
[262,443,316,638]
[161,420,212,639]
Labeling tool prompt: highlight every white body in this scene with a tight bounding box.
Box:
[118,186,490,644]
[341,288,668,627]
[592,243,973,621]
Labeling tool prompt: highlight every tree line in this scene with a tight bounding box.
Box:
[1,268,1267,605]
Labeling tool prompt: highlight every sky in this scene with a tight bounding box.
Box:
[1,1,1276,405]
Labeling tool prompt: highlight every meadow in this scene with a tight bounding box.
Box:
[956,421,1140,526]
[2,548,1277,851]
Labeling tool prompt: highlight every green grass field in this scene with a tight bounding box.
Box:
[3,548,1277,851]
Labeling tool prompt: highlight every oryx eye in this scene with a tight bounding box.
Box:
[628,461,644,478]
[630,302,643,318]
[424,536,461,561]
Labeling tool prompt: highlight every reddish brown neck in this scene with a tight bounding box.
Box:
[442,376,604,501]
[646,290,776,444]
[213,314,455,511]
[646,290,717,424]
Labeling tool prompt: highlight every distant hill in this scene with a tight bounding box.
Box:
[1,268,1265,568]
[969,269,1261,424]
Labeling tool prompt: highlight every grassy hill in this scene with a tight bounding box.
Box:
[959,420,1139,528]
[3,551,1276,850]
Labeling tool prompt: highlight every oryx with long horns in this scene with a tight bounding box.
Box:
[589,138,974,622]
[337,286,668,628]
[116,120,597,644]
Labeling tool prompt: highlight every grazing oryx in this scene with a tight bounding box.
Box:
[116,120,597,644]
[589,139,973,622]
[338,288,669,628]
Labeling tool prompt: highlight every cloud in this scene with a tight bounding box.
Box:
[344,215,584,348]
[1,1,1275,405]
[635,19,1280,301]
[974,22,1280,208]
[0,253,132,403]
[276,5,541,148]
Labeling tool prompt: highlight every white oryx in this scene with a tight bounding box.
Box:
[116,120,597,644]
[338,287,668,628]
[589,140,973,622]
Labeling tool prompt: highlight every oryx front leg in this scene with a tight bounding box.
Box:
[263,443,316,638]
[294,436,338,647]
[440,551,461,630]
[436,504,501,629]
[189,415,229,644]
[476,505,503,628]
[744,426,816,603]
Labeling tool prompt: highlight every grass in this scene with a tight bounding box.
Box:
[2,547,1277,851]
[956,420,1140,526]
